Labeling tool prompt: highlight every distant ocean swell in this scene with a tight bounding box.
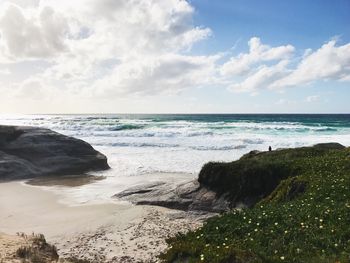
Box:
[1,114,349,204]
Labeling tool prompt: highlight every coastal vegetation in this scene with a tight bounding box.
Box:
[0,232,92,263]
[12,233,58,263]
[160,143,350,262]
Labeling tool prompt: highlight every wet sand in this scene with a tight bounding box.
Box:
[0,181,205,262]
[26,174,106,187]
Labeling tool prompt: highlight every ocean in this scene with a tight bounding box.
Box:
[1,114,350,204]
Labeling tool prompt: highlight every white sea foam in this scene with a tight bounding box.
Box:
[1,114,350,205]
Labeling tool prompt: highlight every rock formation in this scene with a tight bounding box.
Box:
[0,125,109,180]
[115,143,345,213]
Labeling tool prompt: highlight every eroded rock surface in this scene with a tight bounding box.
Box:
[0,125,109,180]
[114,180,230,213]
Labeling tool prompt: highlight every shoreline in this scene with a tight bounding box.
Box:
[26,174,107,187]
[0,181,206,262]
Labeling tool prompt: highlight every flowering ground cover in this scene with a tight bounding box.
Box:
[160,145,350,262]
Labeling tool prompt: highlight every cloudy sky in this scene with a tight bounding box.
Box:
[0,0,349,113]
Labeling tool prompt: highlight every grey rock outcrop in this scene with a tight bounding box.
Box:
[0,125,109,180]
[114,180,230,213]
[114,142,346,213]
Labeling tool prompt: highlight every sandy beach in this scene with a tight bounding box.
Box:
[0,181,205,262]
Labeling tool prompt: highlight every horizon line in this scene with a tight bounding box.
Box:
[1,112,350,116]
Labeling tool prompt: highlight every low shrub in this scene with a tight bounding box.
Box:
[161,145,350,262]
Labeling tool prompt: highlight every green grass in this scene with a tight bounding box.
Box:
[160,145,350,263]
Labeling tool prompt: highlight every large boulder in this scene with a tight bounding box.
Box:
[0,125,109,180]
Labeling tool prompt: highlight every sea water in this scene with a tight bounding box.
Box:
[1,114,350,205]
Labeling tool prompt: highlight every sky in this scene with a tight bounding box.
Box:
[0,0,349,114]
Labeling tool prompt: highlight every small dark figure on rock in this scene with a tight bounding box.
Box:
[268,146,272,152]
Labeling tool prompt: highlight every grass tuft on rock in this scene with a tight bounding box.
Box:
[160,144,350,262]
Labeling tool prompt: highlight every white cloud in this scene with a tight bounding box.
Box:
[275,98,296,105]
[227,39,350,93]
[3,0,40,8]
[306,95,320,103]
[0,0,211,61]
[0,3,68,60]
[14,77,48,100]
[220,37,294,76]
[275,99,286,105]
[228,60,289,93]
[0,0,214,98]
[0,68,10,75]
[271,40,350,89]
[91,54,218,96]
[0,0,349,111]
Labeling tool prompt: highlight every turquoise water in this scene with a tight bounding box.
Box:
[1,114,350,203]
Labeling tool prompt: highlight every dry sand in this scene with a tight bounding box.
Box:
[0,181,206,262]
[0,233,25,262]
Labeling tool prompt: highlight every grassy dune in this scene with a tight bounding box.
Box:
[0,233,91,263]
[160,144,350,262]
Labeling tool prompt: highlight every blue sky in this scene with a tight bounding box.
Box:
[191,0,350,51]
[0,0,349,113]
[186,0,350,113]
